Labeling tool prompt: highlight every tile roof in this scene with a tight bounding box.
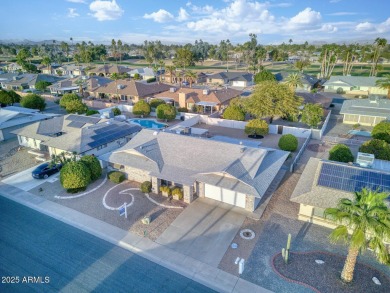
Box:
[102,129,289,197]
[340,98,390,117]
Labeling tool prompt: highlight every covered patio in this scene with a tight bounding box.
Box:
[196,101,218,114]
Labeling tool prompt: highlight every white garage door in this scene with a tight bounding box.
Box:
[205,184,246,208]
[232,81,246,87]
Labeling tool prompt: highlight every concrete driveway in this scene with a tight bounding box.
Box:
[156,197,246,267]
[1,163,59,191]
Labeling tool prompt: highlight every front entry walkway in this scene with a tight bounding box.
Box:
[156,197,246,267]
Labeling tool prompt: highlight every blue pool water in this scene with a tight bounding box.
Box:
[348,130,371,137]
[131,119,167,129]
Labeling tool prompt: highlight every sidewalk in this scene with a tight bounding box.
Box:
[0,183,272,293]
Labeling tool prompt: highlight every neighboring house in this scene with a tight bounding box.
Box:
[287,56,302,62]
[1,74,64,91]
[0,72,23,88]
[163,71,207,84]
[88,65,130,77]
[153,87,242,112]
[49,76,111,96]
[0,106,52,141]
[100,129,289,211]
[275,71,320,91]
[206,72,253,87]
[41,64,60,75]
[291,157,390,229]
[5,63,23,72]
[323,76,387,96]
[55,64,86,77]
[340,96,390,126]
[12,114,142,157]
[89,79,171,103]
[128,67,156,81]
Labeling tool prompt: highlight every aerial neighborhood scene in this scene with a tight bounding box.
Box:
[1,0,390,292]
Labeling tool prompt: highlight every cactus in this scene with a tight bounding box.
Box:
[282,233,292,264]
[286,233,291,250]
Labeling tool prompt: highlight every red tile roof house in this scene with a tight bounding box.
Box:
[89,79,172,103]
[153,87,242,112]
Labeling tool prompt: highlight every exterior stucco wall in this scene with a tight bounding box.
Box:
[124,166,150,182]
[245,194,256,212]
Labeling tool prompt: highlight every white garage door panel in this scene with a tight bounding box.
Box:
[205,184,246,208]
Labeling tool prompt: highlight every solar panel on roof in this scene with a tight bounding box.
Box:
[317,162,390,193]
[67,121,86,128]
[87,126,137,148]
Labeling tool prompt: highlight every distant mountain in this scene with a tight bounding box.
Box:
[0,39,59,45]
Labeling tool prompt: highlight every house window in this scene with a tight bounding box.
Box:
[120,95,127,101]
[344,114,359,123]
[97,144,107,150]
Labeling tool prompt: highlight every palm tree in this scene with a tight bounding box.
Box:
[184,70,197,88]
[41,56,51,73]
[324,188,390,283]
[284,73,303,91]
[75,79,84,95]
[165,65,176,84]
[376,74,390,98]
[370,38,387,76]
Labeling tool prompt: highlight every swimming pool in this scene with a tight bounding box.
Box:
[130,119,167,129]
[348,130,371,137]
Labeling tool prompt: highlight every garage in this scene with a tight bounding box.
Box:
[204,184,246,208]
[232,81,246,87]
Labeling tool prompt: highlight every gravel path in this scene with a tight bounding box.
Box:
[273,251,390,293]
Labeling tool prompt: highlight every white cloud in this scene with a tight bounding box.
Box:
[356,18,390,33]
[67,8,80,18]
[289,8,321,25]
[144,9,174,23]
[66,0,86,3]
[327,12,358,16]
[89,0,124,21]
[177,8,189,22]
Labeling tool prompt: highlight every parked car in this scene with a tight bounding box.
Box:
[182,81,189,86]
[32,163,62,179]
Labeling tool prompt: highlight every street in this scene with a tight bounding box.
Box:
[0,196,215,293]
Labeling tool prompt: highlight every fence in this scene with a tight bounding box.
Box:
[290,133,312,172]
[312,111,332,140]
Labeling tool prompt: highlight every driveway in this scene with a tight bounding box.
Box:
[156,197,246,267]
[1,163,58,191]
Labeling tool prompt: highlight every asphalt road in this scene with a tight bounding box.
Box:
[0,196,216,293]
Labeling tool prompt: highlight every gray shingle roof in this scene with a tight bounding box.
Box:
[323,76,382,88]
[340,98,390,118]
[208,72,253,82]
[275,72,319,86]
[103,129,289,198]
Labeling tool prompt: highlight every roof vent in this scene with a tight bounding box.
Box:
[203,89,209,95]
[357,152,375,168]
[170,87,176,92]
[153,131,158,136]
[117,84,124,90]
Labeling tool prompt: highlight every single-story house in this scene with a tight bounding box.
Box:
[12,114,142,157]
[0,72,23,88]
[291,157,390,229]
[54,64,86,77]
[89,79,171,103]
[153,87,242,112]
[0,106,53,141]
[340,96,390,126]
[49,76,111,96]
[275,71,320,91]
[323,76,387,96]
[41,64,61,75]
[1,74,64,91]
[206,72,253,87]
[163,71,207,84]
[87,65,130,77]
[5,63,23,73]
[100,129,289,210]
[296,92,333,109]
[128,67,156,81]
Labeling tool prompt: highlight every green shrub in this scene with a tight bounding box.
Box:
[177,107,188,112]
[329,144,354,163]
[156,104,176,121]
[146,77,156,83]
[172,188,183,200]
[223,105,245,121]
[133,100,151,116]
[112,107,121,116]
[244,119,269,136]
[59,93,80,108]
[159,186,171,195]
[278,134,298,152]
[141,181,152,193]
[359,139,390,161]
[336,87,345,94]
[20,94,46,111]
[66,187,87,193]
[86,109,99,116]
[60,161,91,190]
[372,121,390,143]
[149,99,165,109]
[352,123,361,130]
[108,171,125,183]
[80,155,102,181]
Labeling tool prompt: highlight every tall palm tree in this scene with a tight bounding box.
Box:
[376,74,390,98]
[370,38,387,77]
[41,56,51,73]
[284,73,303,91]
[165,65,176,84]
[184,70,197,88]
[324,188,390,283]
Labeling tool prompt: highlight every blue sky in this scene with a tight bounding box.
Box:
[1,0,389,44]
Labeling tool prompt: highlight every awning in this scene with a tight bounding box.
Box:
[196,101,218,107]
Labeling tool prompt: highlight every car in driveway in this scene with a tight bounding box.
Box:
[32,163,62,179]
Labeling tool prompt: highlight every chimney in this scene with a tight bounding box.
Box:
[178,92,187,108]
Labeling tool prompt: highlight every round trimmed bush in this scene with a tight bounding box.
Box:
[80,155,102,181]
[60,93,80,108]
[133,100,151,116]
[156,103,176,121]
[108,171,125,183]
[112,107,121,116]
[329,144,354,163]
[20,94,46,111]
[359,139,390,161]
[60,161,91,191]
[223,105,245,121]
[86,109,99,116]
[141,181,152,193]
[244,119,269,136]
[372,121,390,143]
[278,134,298,152]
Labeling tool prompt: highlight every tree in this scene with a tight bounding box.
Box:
[133,100,151,116]
[376,74,390,99]
[16,48,31,65]
[359,139,390,161]
[112,107,121,116]
[254,70,275,84]
[60,161,91,192]
[184,70,197,87]
[133,73,142,80]
[0,90,13,105]
[294,59,310,73]
[244,119,269,136]
[278,134,298,151]
[324,189,390,283]
[7,90,21,105]
[329,144,354,163]
[284,73,303,90]
[173,48,195,69]
[370,38,387,77]
[80,155,102,181]
[20,94,46,111]
[35,81,52,91]
[243,80,303,123]
[41,56,51,72]
[60,93,80,108]
[165,65,176,83]
[149,99,165,109]
[342,44,358,76]
[223,105,246,121]
[320,44,339,79]
[64,99,88,114]
[372,120,390,142]
[301,103,323,128]
[156,104,176,121]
